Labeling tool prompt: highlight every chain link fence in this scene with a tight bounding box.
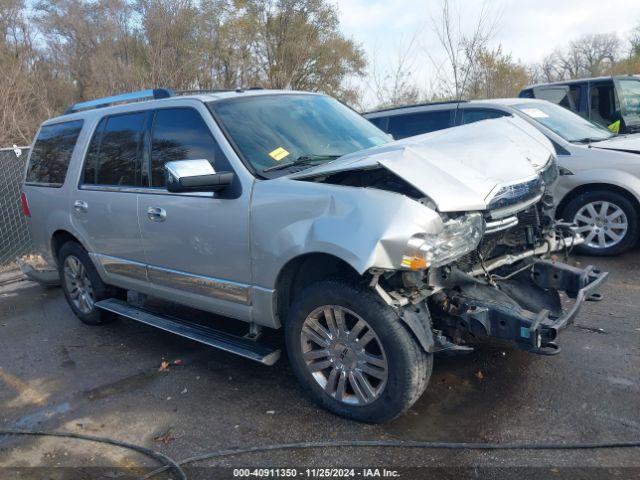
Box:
[0,147,32,268]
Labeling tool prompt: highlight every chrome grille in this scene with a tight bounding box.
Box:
[488,177,543,211]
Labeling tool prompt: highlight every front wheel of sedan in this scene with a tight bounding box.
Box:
[285,279,432,423]
[563,190,639,256]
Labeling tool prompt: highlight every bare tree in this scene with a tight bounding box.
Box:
[368,35,421,109]
[0,0,68,145]
[243,0,365,102]
[570,33,620,76]
[428,0,500,100]
[538,33,621,80]
[537,51,565,82]
[0,0,367,144]
[465,46,530,99]
[627,22,640,58]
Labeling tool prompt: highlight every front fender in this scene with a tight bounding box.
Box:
[554,168,640,207]
[250,179,443,289]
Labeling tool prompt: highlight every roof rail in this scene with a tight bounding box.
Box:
[64,88,175,115]
[175,86,265,96]
[176,89,235,96]
[365,99,468,115]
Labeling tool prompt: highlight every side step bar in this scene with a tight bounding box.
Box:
[95,298,281,365]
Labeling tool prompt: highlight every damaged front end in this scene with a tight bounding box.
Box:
[289,118,608,355]
[370,161,608,356]
[427,259,607,355]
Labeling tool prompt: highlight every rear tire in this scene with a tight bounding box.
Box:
[58,242,117,325]
[285,279,432,423]
[562,190,638,256]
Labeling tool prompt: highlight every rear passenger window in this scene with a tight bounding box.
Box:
[367,116,387,130]
[387,110,452,139]
[150,108,220,187]
[25,120,83,186]
[82,112,147,187]
[462,109,509,124]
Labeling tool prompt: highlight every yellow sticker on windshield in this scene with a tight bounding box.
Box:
[269,147,290,161]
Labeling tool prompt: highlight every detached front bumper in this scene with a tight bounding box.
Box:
[432,260,608,355]
[523,263,608,353]
[533,263,608,345]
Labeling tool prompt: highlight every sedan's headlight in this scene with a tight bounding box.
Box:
[539,155,559,188]
[401,213,484,270]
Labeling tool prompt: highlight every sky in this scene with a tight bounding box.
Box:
[336,0,640,106]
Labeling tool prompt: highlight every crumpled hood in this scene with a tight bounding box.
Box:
[289,117,554,212]
[590,133,640,154]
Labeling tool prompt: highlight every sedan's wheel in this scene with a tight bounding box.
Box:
[58,242,117,325]
[301,305,388,406]
[573,201,628,250]
[286,279,432,423]
[563,190,639,256]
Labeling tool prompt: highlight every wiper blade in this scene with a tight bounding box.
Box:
[572,137,605,144]
[262,154,342,172]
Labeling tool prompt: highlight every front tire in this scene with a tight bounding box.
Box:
[285,279,432,423]
[58,242,117,325]
[562,190,638,256]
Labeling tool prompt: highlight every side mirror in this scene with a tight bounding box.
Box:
[165,159,234,193]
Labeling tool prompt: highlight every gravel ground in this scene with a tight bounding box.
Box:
[0,251,639,479]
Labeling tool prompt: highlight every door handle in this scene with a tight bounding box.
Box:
[73,200,88,213]
[147,206,167,222]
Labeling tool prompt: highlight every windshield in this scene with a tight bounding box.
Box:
[209,94,390,175]
[616,78,640,126]
[513,101,614,143]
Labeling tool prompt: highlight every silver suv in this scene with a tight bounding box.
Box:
[22,89,607,422]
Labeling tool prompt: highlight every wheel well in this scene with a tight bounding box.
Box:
[275,253,360,324]
[556,183,640,219]
[51,230,83,263]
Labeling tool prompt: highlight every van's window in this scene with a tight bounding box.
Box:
[25,120,83,186]
[150,108,221,187]
[589,83,617,127]
[461,109,509,124]
[569,84,583,110]
[387,110,452,139]
[83,112,146,186]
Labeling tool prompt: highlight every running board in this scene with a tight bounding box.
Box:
[95,299,281,365]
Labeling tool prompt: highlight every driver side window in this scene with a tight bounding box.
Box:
[150,108,227,187]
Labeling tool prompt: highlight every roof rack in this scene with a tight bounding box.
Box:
[64,88,175,115]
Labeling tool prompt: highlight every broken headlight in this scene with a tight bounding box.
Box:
[402,213,484,270]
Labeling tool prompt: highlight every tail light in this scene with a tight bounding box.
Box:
[20,192,31,217]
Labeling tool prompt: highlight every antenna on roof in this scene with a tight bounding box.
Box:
[64,88,174,115]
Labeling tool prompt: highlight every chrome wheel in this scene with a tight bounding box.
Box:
[300,305,388,406]
[63,255,95,314]
[574,201,628,250]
